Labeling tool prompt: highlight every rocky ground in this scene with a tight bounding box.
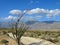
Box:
[0,34,57,45]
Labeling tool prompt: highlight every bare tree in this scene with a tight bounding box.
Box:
[8,10,29,45]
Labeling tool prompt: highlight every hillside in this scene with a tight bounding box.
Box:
[26,21,60,30]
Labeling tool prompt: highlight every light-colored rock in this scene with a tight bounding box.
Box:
[7,33,16,38]
[8,33,56,45]
[21,36,56,45]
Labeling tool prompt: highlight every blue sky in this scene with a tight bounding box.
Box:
[0,0,60,21]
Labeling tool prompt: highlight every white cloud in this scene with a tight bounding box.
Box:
[22,15,42,22]
[22,16,34,21]
[9,10,22,15]
[46,9,60,18]
[4,16,17,20]
[0,16,17,21]
[9,8,60,18]
[24,8,60,18]
[36,16,42,18]
[24,8,48,14]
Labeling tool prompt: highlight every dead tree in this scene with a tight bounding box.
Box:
[9,12,29,45]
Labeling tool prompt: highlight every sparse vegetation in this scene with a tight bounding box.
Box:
[0,29,60,45]
[1,39,9,45]
[24,30,60,44]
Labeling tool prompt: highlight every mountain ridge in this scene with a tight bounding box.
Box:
[0,21,60,30]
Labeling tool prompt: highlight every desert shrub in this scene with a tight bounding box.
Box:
[1,39,9,45]
[23,30,60,44]
[57,33,60,36]
[44,37,59,43]
[30,34,34,37]
[2,31,7,34]
[37,33,41,36]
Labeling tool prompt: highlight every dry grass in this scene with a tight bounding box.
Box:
[0,35,17,45]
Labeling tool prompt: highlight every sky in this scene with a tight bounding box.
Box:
[0,0,60,21]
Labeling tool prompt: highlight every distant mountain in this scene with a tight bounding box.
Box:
[43,21,55,24]
[0,21,60,30]
[26,21,60,30]
[26,21,57,25]
[0,22,10,28]
[25,21,38,25]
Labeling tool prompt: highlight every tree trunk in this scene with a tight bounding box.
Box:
[18,40,20,45]
[17,38,21,45]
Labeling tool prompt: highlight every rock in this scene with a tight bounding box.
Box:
[21,36,56,45]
